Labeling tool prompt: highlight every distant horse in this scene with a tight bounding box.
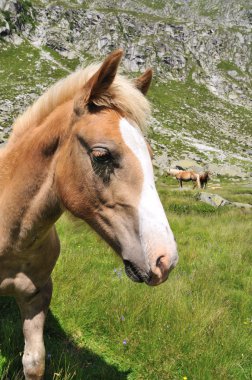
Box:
[175,170,200,189]
[0,50,178,380]
[199,171,210,189]
[167,168,182,176]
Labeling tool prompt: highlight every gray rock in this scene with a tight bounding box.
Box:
[170,159,203,171]
[0,0,18,14]
[196,192,231,207]
[207,163,247,178]
[232,202,252,209]
[153,152,171,175]
[0,13,10,36]
[11,33,23,45]
[196,192,252,209]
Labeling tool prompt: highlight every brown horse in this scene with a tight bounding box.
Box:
[175,170,200,189]
[199,171,210,189]
[0,50,178,380]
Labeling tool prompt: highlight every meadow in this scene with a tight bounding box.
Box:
[0,177,251,380]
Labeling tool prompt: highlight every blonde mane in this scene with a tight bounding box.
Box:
[11,63,151,141]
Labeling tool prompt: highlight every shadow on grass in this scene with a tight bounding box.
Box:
[0,298,130,380]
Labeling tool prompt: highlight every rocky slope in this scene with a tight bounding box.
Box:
[0,0,251,178]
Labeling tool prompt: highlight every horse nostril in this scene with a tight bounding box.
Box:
[156,255,165,269]
[156,255,169,274]
[156,255,176,274]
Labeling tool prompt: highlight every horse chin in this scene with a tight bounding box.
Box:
[125,271,144,283]
[123,260,146,283]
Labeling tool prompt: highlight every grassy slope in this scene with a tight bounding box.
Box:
[0,180,251,380]
[148,78,252,169]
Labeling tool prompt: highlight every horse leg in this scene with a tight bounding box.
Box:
[196,174,200,189]
[179,179,183,189]
[17,278,53,380]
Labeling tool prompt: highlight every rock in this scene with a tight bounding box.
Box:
[0,13,9,36]
[153,152,171,175]
[0,0,34,36]
[232,202,252,210]
[170,159,203,171]
[196,192,231,207]
[0,0,18,14]
[196,192,252,210]
[60,50,77,59]
[207,163,246,178]
[11,33,23,45]
[227,70,239,79]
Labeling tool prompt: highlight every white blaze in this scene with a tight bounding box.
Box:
[119,118,177,267]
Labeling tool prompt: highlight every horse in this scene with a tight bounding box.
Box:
[174,170,200,189]
[167,168,182,176]
[199,171,210,189]
[0,50,178,380]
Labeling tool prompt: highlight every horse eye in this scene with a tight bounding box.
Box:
[91,148,112,164]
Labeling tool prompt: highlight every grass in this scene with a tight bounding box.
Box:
[0,180,251,380]
[217,61,245,76]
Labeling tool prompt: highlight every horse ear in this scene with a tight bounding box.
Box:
[134,68,153,95]
[74,49,123,115]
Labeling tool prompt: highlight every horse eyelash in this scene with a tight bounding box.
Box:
[92,160,113,183]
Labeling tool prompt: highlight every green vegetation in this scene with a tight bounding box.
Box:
[148,77,252,173]
[0,180,251,380]
[0,0,35,34]
[217,60,244,75]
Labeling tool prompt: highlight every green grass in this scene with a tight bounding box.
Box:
[0,181,251,380]
[217,60,245,76]
[148,77,252,175]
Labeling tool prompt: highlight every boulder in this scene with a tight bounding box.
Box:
[196,192,231,207]
[206,163,247,178]
[0,0,18,14]
[153,152,171,175]
[232,202,252,210]
[170,159,203,172]
[196,192,252,210]
[0,12,9,36]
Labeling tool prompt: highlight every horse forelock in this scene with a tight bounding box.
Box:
[11,63,151,142]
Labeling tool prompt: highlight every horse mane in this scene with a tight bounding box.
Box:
[11,63,151,141]
[200,171,210,179]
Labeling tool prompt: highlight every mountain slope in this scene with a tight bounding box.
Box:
[0,0,251,177]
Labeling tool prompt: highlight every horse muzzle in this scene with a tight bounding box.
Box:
[123,253,178,286]
[146,254,178,286]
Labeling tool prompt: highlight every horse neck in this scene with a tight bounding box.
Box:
[0,102,73,252]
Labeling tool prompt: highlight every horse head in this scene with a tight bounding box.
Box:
[55,50,178,286]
